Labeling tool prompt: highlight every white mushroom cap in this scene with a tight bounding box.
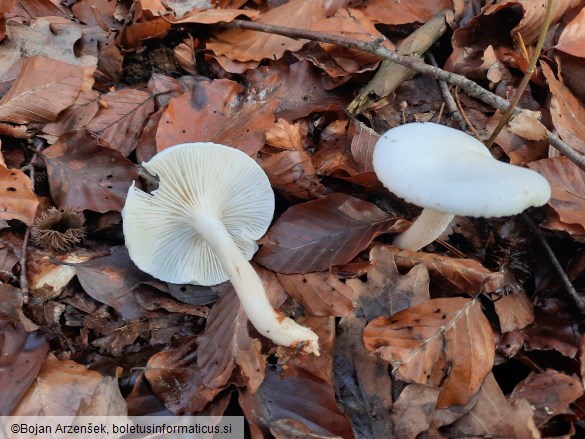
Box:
[373,122,551,217]
[123,142,274,285]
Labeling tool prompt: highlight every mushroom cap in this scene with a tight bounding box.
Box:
[372,122,551,217]
[122,142,275,286]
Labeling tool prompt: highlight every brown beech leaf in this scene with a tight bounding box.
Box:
[492,289,534,332]
[390,384,441,439]
[255,193,405,274]
[239,365,354,438]
[510,369,584,426]
[12,353,126,416]
[444,372,539,439]
[145,337,222,413]
[41,130,138,213]
[350,119,378,173]
[156,79,276,155]
[524,306,581,359]
[172,8,260,24]
[528,157,585,233]
[207,0,330,62]
[75,246,163,320]
[197,280,265,393]
[556,7,585,57]
[0,165,38,226]
[347,245,430,321]
[541,63,585,154]
[334,314,393,438]
[364,297,495,408]
[261,150,328,201]
[42,89,100,138]
[0,56,93,124]
[0,319,49,415]
[277,272,355,317]
[359,0,452,24]
[388,246,521,295]
[86,88,154,157]
[265,118,304,151]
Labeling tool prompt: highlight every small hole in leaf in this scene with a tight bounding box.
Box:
[180,286,186,292]
[6,187,16,192]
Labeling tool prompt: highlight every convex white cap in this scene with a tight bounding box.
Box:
[372,122,551,250]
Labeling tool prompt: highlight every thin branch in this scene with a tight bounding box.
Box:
[486,0,554,146]
[523,214,585,315]
[219,19,585,172]
[426,52,467,132]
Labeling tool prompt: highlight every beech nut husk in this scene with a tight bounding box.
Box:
[31,208,86,252]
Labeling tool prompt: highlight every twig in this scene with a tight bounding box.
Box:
[426,52,467,132]
[454,87,481,140]
[486,0,554,147]
[523,214,585,315]
[219,19,585,172]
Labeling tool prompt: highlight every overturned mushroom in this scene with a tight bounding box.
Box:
[373,122,551,251]
[123,142,319,355]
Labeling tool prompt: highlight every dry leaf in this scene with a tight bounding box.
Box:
[156,79,276,155]
[256,193,405,274]
[171,8,260,24]
[508,110,548,141]
[359,0,452,24]
[41,130,138,213]
[86,88,154,157]
[265,119,304,151]
[390,384,441,439]
[528,157,585,233]
[364,297,495,408]
[0,56,93,124]
[542,62,585,154]
[556,6,585,57]
[0,164,38,226]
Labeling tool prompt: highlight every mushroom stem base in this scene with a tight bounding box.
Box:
[196,213,320,355]
[393,208,454,251]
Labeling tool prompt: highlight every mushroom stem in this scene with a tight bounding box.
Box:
[393,208,454,251]
[195,213,320,355]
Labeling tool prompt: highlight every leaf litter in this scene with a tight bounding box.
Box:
[1,0,585,437]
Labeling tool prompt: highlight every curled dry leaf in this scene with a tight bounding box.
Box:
[41,130,138,213]
[0,164,38,226]
[0,56,93,124]
[156,79,277,155]
[388,246,521,295]
[359,0,452,24]
[255,193,406,274]
[556,6,585,58]
[507,110,548,141]
[528,157,585,234]
[541,63,585,154]
[12,353,126,416]
[364,297,495,408]
[207,0,329,62]
[265,118,304,151]
[510,369,584,426]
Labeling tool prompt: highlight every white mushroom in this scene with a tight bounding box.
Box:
[123,142,319,355]
[372,122,551,251]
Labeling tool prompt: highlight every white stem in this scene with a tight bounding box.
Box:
[393,208,454,251]
[195,213,319,355]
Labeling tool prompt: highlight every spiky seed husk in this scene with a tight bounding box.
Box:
[31,208,86,252]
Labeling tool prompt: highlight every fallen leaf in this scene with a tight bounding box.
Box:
[524,306,581,358]
[508,110,548,141]
[542,62,585,154]
[145,337,222,413]
[156,79,276,155]
[348,245,430,321]
[239,365,354,438]
[41,130,138,213]
[255,193,404,274]
[364,297,495,408]
[0,164,38,226]
[390,384,441,439]
[86,88,154,157]
[12,353,126,416]
[171,8,260,24]
[0,56,93,124]
[265,118,304,151]
[350,119,378,173]
[359,0,452,24]
[388,246,521,295]
[0,319,49,415]
[277,272,355,317]
[528,157,585,233]
[556,7,585,57]
[444,372,539,439]
[510,369,583,426]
